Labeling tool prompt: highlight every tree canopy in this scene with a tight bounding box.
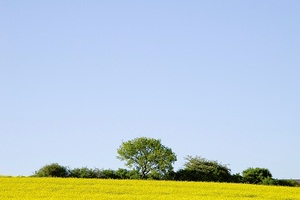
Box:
[117,137,177,179]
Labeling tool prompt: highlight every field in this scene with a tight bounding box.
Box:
[0,177,299,199]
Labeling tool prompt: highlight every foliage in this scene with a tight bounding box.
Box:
[276,179,300,187]
[242,167,272,184]
[97,169,119,179]
[117,137,177,179]
[261,177,276,185]
[230,173,243,183]
[28,137,299,186]
[261,177,296,186]
[70,167,141,180]
[34,163,70,177]
[175,156,231,182]
[115,168,140,179]
[115,168,130,179]
[261,177,300,187]
[70,167,99,178]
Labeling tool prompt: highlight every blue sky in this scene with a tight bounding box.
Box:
[0,1,299,179]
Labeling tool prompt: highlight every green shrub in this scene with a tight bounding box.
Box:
[242,167,272,184]
[70,167,99,178]
[98,169,119,179]
[261,177,276,185]
[230,173,243,183]
[34,163,70,177]
[175,156,231,182]
[276,179,300,187]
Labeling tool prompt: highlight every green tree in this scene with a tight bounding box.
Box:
[34,163,70,177]
[117,137,177,179]
[242,167,272,184]
[176,156,231,182]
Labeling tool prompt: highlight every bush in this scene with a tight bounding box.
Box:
[69,167,144,180]
[70,167,99,178]
[98,169,119,179]
[126,169,140,179]
[276,179,300,187]
[175,169,199,181]
[70,168,123,179]
[261,177,276,185]
[115,168,130,179]
[242,167,272,184]
[175,156,231,182]
[230,173,243,183]
[260,177,300,187]
[34,163,70,177]
[115,168,140,179]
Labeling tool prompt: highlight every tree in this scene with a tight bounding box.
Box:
[242,167,272,184]
[117,137,177,179]
[175,156,231,182]
[34,163,70,177]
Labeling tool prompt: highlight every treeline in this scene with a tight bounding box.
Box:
[32,137,299,187]
[33,161,299,187]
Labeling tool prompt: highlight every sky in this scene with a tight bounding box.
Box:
[0,0,299,179]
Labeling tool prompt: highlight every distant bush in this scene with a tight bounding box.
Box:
[34,163,70,177]
[175,156,231,182]
[276,179,300,187]
[115,168,130,179]
[175,169,198,181]
[115,168,140,179]
[260,177,300,187]
[261,177,276,185]
[70,167,99,178]
[98,169,119,179]
[242,167,272,184]
[65,167,144,180]
[230,173,243,183]
[70,168,119,179]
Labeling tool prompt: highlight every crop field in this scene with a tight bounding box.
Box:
[0,177,299,199]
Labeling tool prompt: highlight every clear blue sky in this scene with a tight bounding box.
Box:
[0,1,299,179]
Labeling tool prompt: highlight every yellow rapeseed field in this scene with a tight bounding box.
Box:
[0,177,299,199]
